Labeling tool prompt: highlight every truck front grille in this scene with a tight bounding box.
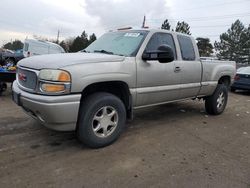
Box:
[17,67,37,90]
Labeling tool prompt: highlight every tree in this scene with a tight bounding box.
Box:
[89,33,97,44]
[214,19,249,64]
[2,40,23,50]
[69,36,84,52]
[175,21,191,35]
[69,31,90,52]
[59,37,74,52]
[242,24,250,64]
[196,37,213,57]
[161,19,171,30]
[59,41,68,52]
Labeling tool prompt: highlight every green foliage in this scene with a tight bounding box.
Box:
[214,20,250,64]
[2,40,23,50]
[69,36,85,52]
[60,31,97,52]
[161,19,191,34]
[59,41,68,52]
[175,21,191,35]
[161,19,171,30]
[89,33,97,43]
[196,37,213,57]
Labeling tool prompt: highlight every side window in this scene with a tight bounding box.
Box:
[177,35,195,61]
[146,33,176,59]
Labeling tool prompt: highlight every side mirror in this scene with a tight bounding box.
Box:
[142,44,175,63]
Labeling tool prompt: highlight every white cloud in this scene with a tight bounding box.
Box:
[84,0,171,29]
[39,0,86,14]
[39,17,78,34]
[0,29,28,45]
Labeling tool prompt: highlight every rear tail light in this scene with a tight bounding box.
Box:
[234,75,240,81]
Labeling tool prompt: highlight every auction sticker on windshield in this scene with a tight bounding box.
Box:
[124,33,140,37]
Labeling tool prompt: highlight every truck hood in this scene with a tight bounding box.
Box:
[18,53,125,70]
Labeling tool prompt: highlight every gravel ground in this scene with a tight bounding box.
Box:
[0,87,250,188]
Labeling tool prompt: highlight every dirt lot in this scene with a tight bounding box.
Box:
[0,87,250,188]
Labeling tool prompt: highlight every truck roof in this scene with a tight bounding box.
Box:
[115,28,192,37]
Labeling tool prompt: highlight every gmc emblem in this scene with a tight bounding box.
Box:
[18,73,27,82]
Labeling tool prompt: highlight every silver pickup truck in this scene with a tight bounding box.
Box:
[12,29,236,148]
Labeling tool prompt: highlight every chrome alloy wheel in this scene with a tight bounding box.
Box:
[217,92,225,109]
[92,106,118,138]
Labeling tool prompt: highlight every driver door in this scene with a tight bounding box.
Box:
[136,32,182,107]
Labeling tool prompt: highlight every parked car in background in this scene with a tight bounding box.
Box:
[231,66,250,92]
[2,49,24,66]
[1,39,65,66]
[23,39,65,57]
[0,49,14,66]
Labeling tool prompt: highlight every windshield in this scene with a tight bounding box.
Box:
[84,30,148,57]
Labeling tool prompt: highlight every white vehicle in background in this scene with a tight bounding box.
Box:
[23,39,65,57]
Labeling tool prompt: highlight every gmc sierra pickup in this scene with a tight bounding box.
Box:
[12,29,236,148]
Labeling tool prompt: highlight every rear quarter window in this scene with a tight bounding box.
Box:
[177,35,195,61]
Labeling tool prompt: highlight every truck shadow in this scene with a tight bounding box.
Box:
[31,100,204,150]
[230,90,250,96]
[128,101,204,130]
[2,88,205,151]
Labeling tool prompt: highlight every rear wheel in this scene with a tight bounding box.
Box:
[205,84,228,115]
[77,92,126,148]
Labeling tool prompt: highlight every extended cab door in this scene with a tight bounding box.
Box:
[135,32,182,107]
[174,35,202,99]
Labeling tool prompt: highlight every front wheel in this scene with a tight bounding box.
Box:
[205,84,228,115]
[77,92,126,148]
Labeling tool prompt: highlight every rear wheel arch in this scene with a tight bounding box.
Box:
[218,75,231,88]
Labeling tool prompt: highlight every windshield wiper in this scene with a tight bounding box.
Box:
[94,50,114,55]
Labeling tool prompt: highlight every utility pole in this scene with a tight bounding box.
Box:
[56,30,60,44]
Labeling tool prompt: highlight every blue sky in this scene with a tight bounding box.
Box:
[0,0,249,46]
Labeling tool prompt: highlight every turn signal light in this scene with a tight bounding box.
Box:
[58,71,71,82]
[41,84,65,92]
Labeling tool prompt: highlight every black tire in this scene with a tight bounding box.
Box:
[230,87,236,92]
[77,92,126,148]
[0,82,7,95]
[205,84,228,115]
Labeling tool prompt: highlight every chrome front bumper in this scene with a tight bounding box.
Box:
[12,81,81,131]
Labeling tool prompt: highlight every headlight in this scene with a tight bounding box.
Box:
[38,69,71,94]
[39,69,71,82]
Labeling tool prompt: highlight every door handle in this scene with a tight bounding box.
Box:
[174,66,181,72]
